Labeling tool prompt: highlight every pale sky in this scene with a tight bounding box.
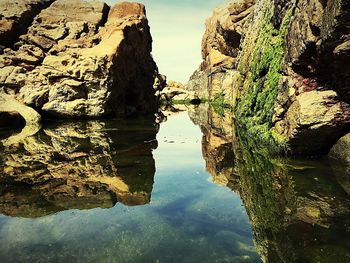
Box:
[105,0,226,83]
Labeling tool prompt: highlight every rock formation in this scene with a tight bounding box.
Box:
[0,0,55,48]
[187,0,255,102]
[0,0,160,119]
[189,0,350,155]
[160,80,199,104]
[0,118,159,218]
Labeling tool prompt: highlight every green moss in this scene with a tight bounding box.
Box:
[235,7,293,152]
[171,99,193,105]
[210,92,232,117]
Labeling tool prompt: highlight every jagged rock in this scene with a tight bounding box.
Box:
[201,0,255,70]
[187,0,255,103]
[0,0,160,118]
[160,80,199,104]
[0,0,54,47]
[190,0,350,155]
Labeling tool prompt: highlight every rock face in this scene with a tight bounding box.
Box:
[187,0,255,102]
[0,118,159,217]
[160,80,199,104]
[0,0,160,118]
[189,0,350,155]
[0,0,54,48]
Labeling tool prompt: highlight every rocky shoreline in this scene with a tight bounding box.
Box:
[0,0,163,125]
[1,0,350,157]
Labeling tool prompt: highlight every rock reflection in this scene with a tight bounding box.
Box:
[189,104,350,263]
[0,118,159,218]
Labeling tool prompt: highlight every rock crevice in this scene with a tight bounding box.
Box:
[0,0,56,48]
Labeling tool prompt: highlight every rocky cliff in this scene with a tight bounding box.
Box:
[189,0,350,155]
[0,0,160,120]
[188,0,255,103]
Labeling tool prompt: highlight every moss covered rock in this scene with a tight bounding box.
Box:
[189,0,350,155]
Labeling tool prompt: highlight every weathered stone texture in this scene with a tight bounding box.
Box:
[0,0,159,119]
[189,0,350,155]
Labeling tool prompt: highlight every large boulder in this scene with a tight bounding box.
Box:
[0,0,160,118]
[0,92,41,143]
[160,80,199,104]
[329,133,350,165]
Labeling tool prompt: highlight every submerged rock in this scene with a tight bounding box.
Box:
[0,0,160,118]
[190,0,350,155]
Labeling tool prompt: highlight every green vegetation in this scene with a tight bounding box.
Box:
[234,7,293,151]
[210,92,232,117]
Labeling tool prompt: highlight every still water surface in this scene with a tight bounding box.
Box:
[0,107,349,263]
[0,112,260,263]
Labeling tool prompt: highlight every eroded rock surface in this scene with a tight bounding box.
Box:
[0,0,160,118]
[189,0,350,155]
[160,80,199,104]
[187,0,255,102]
[0,0,54,48]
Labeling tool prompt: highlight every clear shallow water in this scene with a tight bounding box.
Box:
[0,112,260,263]
[0,108,349,263]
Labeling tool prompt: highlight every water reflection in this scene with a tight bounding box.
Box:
[189,104,350,262]
[0,105,349,262]
[0,118,159,218]
[0,112,260,263]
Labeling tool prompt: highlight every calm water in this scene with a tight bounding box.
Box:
[0,106,349,263]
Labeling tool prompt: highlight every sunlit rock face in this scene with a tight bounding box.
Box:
[190,0,350,155]
[0,118,159,218]
[190,106,350,263]
[0,0,55,48]
[0,0,159,118]
[187,0,255,103]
